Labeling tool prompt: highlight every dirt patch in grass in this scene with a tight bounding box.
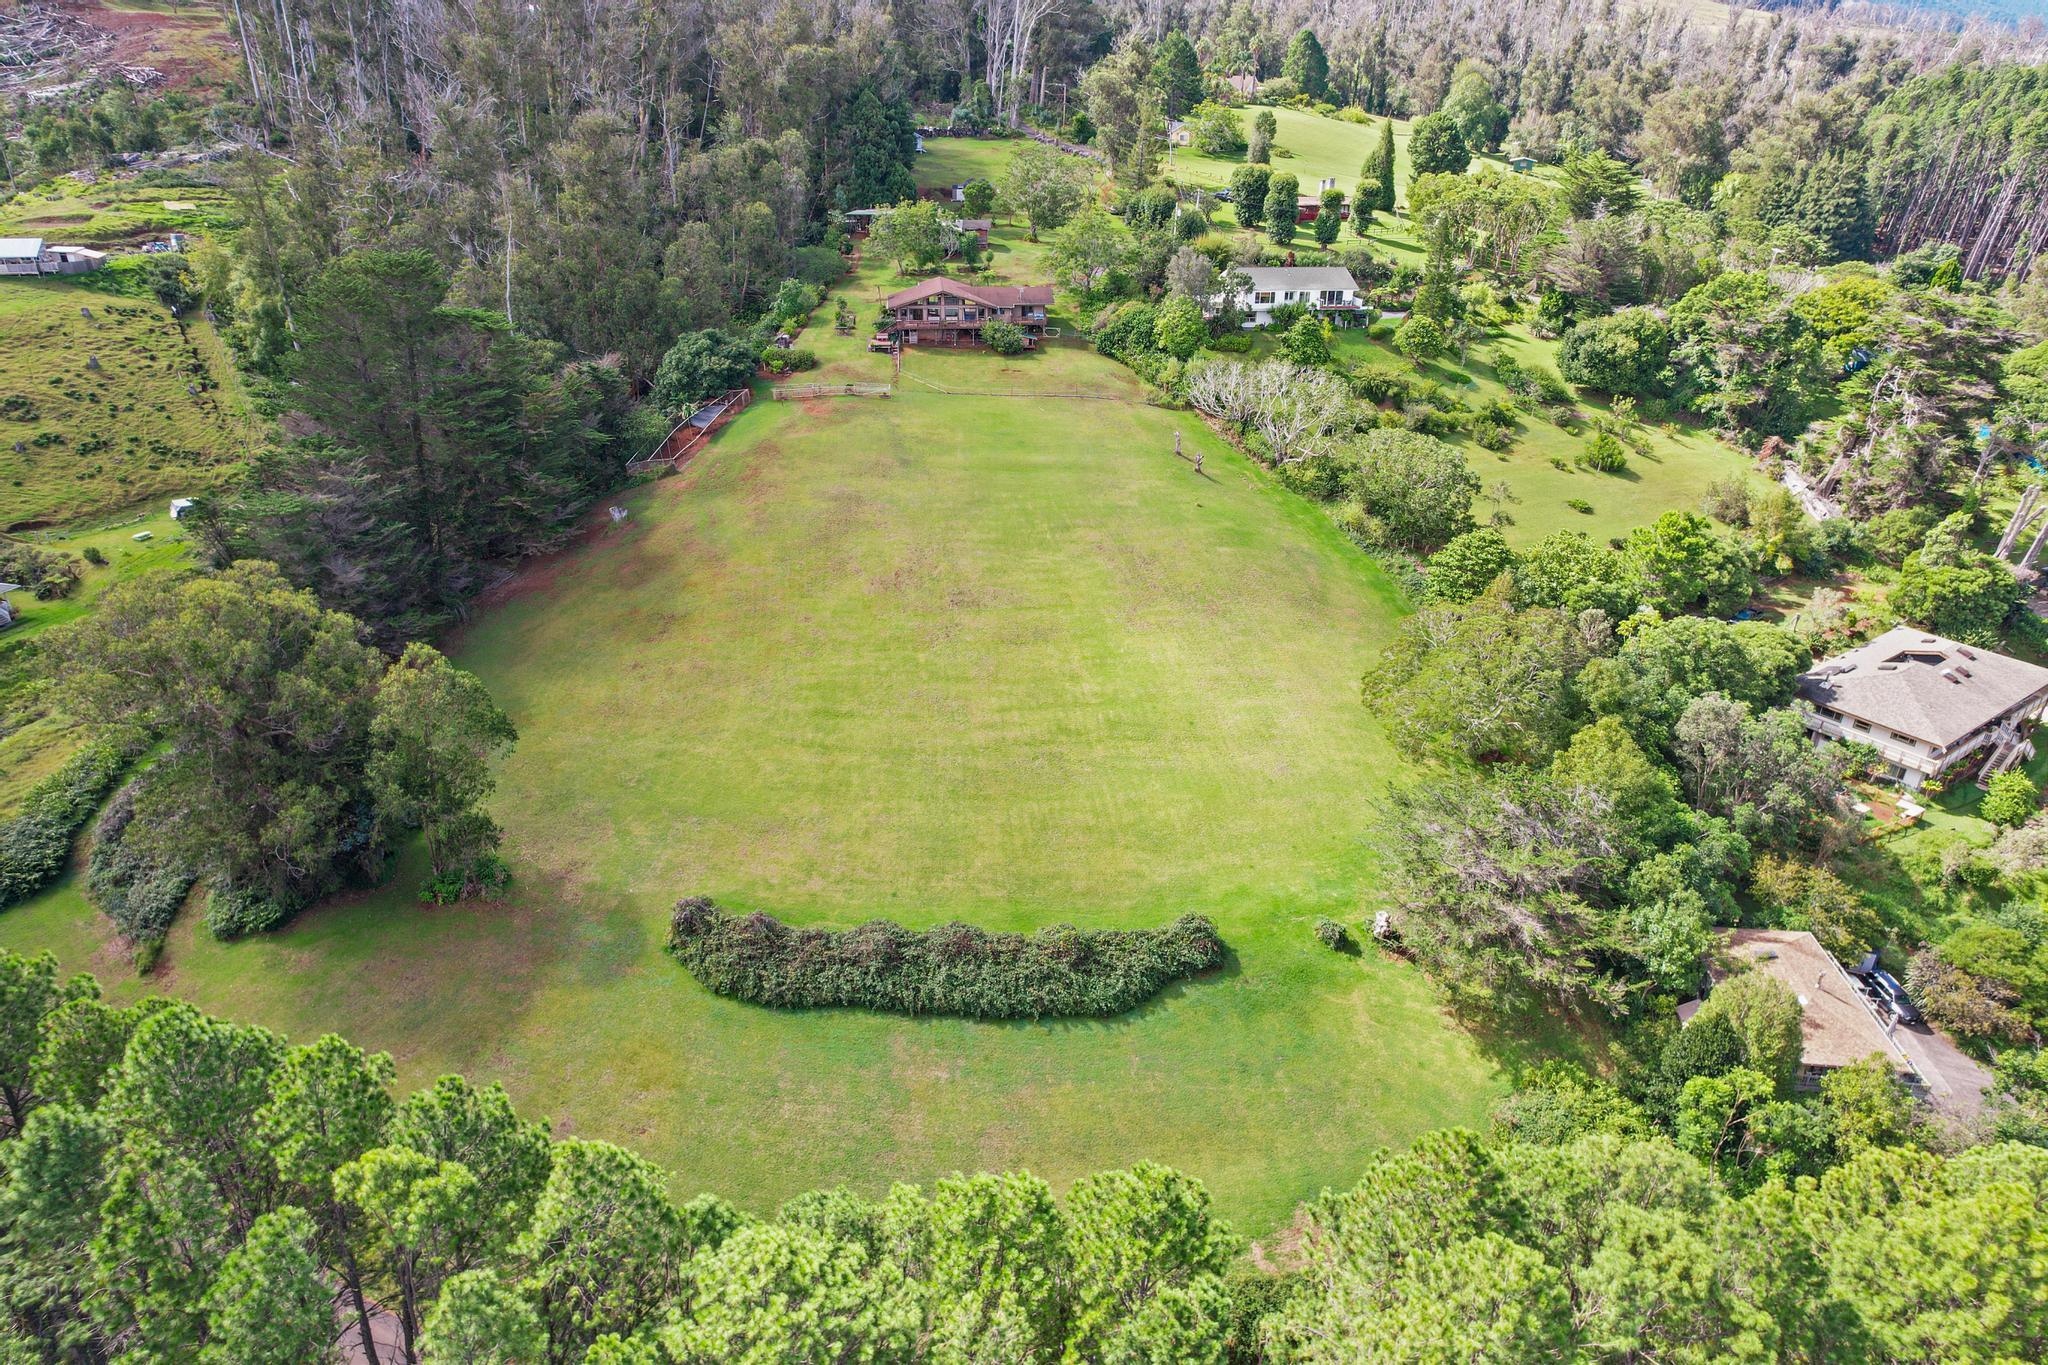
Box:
[465,499,629,615]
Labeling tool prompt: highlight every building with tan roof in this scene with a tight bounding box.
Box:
[1700,929,1919,1089]
[1797,626,2048,788]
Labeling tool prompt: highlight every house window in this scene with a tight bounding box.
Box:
[1852,719,1871,732]
[1321,290,1344,303]
[1254,291,1274,305]
[1282,291,1297,302]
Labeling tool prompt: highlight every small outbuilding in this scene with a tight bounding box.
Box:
[169,498,196,519]
[0,583,19,630]
[1510,156,1536,174]
[41,245,106,275]
[0,239,44,277]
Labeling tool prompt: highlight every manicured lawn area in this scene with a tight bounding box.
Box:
[1237,322,1758,548]
[1169,106,1549,218]
[912,135,1097,193]
[0,277,255,529]
[1468,332,1762,545]
[0,350,1527,1231]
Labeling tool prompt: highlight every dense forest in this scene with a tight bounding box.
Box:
[0,955,2042,1363]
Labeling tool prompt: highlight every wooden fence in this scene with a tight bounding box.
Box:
[771,383,892,400]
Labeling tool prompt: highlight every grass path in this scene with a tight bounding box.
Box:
[0,370,1527,1230]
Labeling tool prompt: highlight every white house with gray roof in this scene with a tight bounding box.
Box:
[1798,626,2048,787]
[1213,266,1362,328]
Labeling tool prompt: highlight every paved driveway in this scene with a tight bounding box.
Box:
[1893,1021,1995,1119]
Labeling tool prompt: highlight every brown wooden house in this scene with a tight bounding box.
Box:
[881,278,1053,347]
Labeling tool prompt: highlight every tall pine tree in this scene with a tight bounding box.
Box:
[214,250,631,640]
[1284,30,1330,100]
[1369,120,1398,213]
[838,84,917,211]
[1152,33,1203,119]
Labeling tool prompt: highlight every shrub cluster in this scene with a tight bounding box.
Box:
[665,897,1225,1019]
[205,885,302,940]
[0,743,125,908]
[759,346,818,375]
[981,319,1028,355]
[85,778,196,956]
[0,541,82,601]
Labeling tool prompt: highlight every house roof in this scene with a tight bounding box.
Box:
[0,583,20,594]
[1236,266,1357,292]
[1797,625,2048,748]
[884,278,1053,309]
[0,238,44,260]
[951,218,993,231]
[1709,929,1916,1076]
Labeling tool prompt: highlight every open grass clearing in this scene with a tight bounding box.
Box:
[1236,322,1758,548]
[0,509,195,818]
[912,134,1103,197]
[0,346,1533,1230]
[1169,106,1554,219]
[0,177,235,249]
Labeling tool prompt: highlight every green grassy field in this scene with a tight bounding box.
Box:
[1401,331,1758,546]
[0,348,1531,1230]
[1239,323,1756,548]
[0,511,195,817]
[913,136,1061,190]
[0,277,254,529]
[1169,106,1548,216]
[0,178,236,250]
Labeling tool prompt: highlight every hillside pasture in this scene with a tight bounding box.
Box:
[0,277,253,529]
[0,178,235,249]
[1169,106,1550,223]
[1232,322,1757,547]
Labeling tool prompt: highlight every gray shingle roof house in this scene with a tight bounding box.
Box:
[1797,625,2048,787]
[1214,266,1361,328]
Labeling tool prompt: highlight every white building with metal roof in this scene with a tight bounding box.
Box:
[1213,265,1362,328]
[0,239,45,276]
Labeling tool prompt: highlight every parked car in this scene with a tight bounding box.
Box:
[1868,969,1922,1025]
[1850,955,1922,1025]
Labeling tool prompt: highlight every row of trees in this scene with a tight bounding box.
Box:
[0,956,2042,1363]
[1161,4,2045,280]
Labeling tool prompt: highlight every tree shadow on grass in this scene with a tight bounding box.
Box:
[1446,994,1616,1087]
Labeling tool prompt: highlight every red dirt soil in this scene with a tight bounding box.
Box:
[50,0,239,91]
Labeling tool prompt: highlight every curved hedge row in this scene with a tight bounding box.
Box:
[665,898,1226,1020]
